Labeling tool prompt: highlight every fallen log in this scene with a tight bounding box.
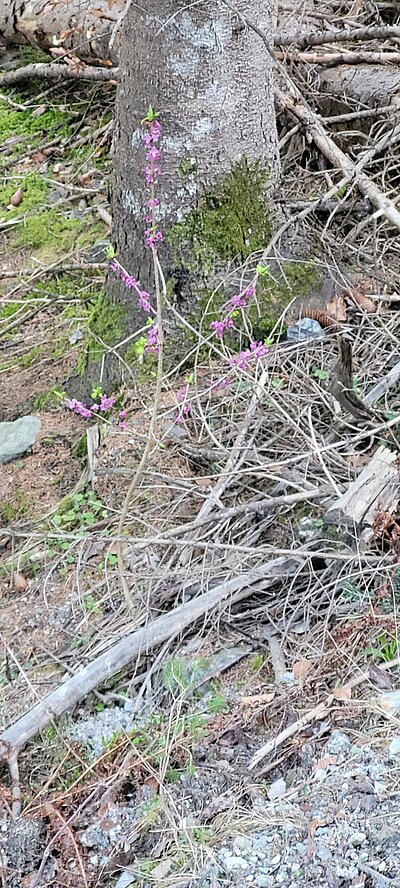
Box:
[0,0,125,64]
[324,445,400,541]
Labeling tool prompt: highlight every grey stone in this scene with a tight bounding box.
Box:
[322,730,351,756]
[389,736,400,757]
[349,832,367,846]
[221,854,248,872]
[85,239,112,263]
[254,876,274,887]
[267,778,286,801]
[0,415,41,464]
[287,318,324,342]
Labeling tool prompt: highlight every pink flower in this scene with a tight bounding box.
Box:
[229,293,247,309]
[138,290,152,312]
[146,146,161,162]
[119,410,127,419]
[145,324,159,353]
[149,120,161,140]
[210,317,234,338]
[100,394,116,412]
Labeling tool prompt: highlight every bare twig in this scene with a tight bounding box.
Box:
[276,50,400,65]
[275,24,400,49]
[249,656,400,771]
[0,62,120,87]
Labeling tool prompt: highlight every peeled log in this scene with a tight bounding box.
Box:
[0,0,125,64]
[316,65,400,115]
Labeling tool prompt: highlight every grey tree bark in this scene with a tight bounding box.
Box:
[107,0,279,360]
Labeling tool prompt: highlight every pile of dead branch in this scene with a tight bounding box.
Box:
[2,291,400,813]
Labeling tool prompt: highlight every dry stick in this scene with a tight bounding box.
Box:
[0,63,119,87]
[276,49,400,65]
[0,558,301,795]
[249,654,400,771]
[365,360,400,407]
[116,247,164,609]
[275,24,400,49]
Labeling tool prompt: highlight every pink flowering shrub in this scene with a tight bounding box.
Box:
[67,393,127,429]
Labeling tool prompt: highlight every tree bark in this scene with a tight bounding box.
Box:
[0,0,124,64]
[107,0,279,361]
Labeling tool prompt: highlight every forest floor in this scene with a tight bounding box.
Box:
[2,49,400,888]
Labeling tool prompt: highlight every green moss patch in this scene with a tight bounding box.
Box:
[168,159,272,275]
[0,172,49,218]
[0,100,71,145]
[76,292,125,374]
[13,209,84,258]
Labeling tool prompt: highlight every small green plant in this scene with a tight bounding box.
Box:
[312,367,329,381]
[365,632,398,663]
[0,490,31,522]
[206,692,228,714]
[248,653,265,672]
[85,594,102,615]
[52,491,108,531]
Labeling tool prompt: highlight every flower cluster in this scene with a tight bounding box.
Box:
[108,110,163,355]
[67,396,127,429]
[109,259,155,319]
[209,284,256,339]
[175,386,191,423]
[144,118,163,250]
[228,340,268,371]
[145,323,159,353]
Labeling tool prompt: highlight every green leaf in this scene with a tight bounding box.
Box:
[312,368,329,381]
[256,263,270,276]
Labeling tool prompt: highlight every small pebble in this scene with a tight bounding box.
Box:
[267,778,286,801]
[349,832,366,847]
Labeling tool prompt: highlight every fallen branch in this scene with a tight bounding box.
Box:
[275,24,400,49]
[365,360,400,407]
[223,1,400,234]
[276,50,400,66]
[0,556,302,812]
[0,62,119,87]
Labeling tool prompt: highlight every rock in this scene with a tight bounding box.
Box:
[322,730,351,756]
[221,853,248,872]
[287,318,325,342]
[267,777,287,801]
[255,876,274,887]
[349,832,367,846]
[0,415,41,464]
[85,239,111,263]
[389,736,400,757]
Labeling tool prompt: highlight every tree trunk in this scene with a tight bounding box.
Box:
[107,0,279,366]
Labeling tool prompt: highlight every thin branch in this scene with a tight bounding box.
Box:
[275,24,400,49]
[276,49,400,65]
[0,62,119,87]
